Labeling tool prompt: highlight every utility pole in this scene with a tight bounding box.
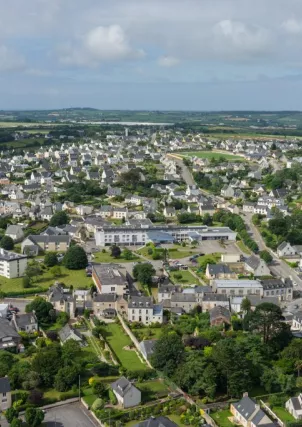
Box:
[79,375,81,401]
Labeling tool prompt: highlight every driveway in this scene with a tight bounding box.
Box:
[42,403,99,427]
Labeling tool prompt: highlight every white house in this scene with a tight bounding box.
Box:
[286,394,302,420]
[0,249,27,279]
[277,242,296,258]
[5,225,24,242]
[128,296,163,326]
[76,205,93,216]
[245,255,271,277]
[111,377,141,408]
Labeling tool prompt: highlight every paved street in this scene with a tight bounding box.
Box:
[243,213,302,288]
[42,403,99,427]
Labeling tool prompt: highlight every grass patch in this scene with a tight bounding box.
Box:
[131,326,163,341]
[168,248,194,259]
[104,323,148,371]
[170,270,198,285]
[136,380,170,402]
[271,406,295,423]
[82,387,97,407]
[211,410,235,427]
[92,251,138,263]
[0,266,93,296]
[236,240,252,255]
[181,151,244,161]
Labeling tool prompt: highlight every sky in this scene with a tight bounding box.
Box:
[1,0,302,110]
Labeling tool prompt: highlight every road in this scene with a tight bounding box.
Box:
[243,213,302,287]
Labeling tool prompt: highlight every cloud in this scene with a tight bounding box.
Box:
[0,45,25,72]
[58,24,145,67]
[157,56,180,67]
[281,19,302,34]
[212,20,273,58]
[25,68,52,77]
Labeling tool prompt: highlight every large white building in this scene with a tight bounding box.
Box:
[95,225,237,247]
[0,249,27,279]
[213,279,263,297]
[128,296,163,326]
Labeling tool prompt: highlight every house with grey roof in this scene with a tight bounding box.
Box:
[170,293,196,313]
[0,377,11,411]
[111,376,141,408]
[128,296,163,325]
[205,264,236,280]
[209,305,231,327]
[286,394,302,419]
[245,255,271,277]
[58,324,83,344]
[11,312,38,333]
[230,394,275,427]
[5,224,24,242]
[134,416,178,427]
[21,234,71,254]
[47,283,76,318]
[261,278,293,301]
[202,293,230,312]
[0,318,21,351]
[277,241,296,258]
[139,339,157,362]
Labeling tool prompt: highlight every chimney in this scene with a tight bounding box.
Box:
[243,392,248,397]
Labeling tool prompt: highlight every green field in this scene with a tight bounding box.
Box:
[137,380,170,402]
[92,251,139,263]
[181,151,244,161]
[211,410,235,427]
[170,270,198,285]
[104,323,147,370]
[0,267,93,296]
[271,406,295,423]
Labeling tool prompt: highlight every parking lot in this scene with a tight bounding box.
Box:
[43,403,99,427]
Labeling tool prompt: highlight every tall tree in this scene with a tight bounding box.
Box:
[110,245,121,258]
[25,408,45,427]
[0,235,14,250]
[133,263,155,285]
[249,303,288,344]
[25,297,54,324]
[49,211,69,226]
[151,332,185,376]
[63,245,88,269]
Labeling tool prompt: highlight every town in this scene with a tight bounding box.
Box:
[0,119,300,426]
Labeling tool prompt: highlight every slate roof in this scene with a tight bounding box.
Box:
[0,377,11,394]
[139,340,157,359]
[129,296,153,309]
[261,279,293,290]
[245,255,261,270]
[210,306,231,323]
[134,416,178,427]
[207,264,231,275]
[93,294,116,303]
[0,318,20,340]
[111,376,137,397]
[58,324,82,342]
[203,293,229,302]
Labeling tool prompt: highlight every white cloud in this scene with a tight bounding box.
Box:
[26,68,52,77]
[0,45,25,72]
[59,24,145,67]
[157,56,180,67]
[212,20,273,58]
[281,19,302,34]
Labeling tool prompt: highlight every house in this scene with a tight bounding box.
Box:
[5,225,24,242]
[21,235,71,254]
[76,205,93,216]
[134,416,178,427]
[163,207,176,218]
[286,394,302,419]
[209,305,231,327]
[128,296,163,325]
[0,318,22,351]
[221,185,234,198]
[111,377,141,408]
[170,293,197,313]
[202,293,230,312]
[277,241,296,258]
[243,202,255,213]
[11,312,38,333]
[205,264,236,280]
[230,393,275,427]
[291,312,302,331]
[47,283,76,318]
[92,264,129,296]
[58,323,83,344]
[261,278,293,301]
[221,254,241,263]
[0,249,27,279]
[213,279,263,297]
[245,255,271,277]
[139,340,157,362]
[0,377,11,411]
[93,294,117,318]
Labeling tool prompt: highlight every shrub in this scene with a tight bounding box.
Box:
[109,389,117,405]
[92,398,105,411]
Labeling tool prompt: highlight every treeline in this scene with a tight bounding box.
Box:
[213,210,259,252]
[193,171,224,195]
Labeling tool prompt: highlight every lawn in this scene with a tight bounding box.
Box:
[92,251,138,263]
[82,387,97,407]
[271,406,295,423]
[211,410,235,427]
[131,326,163,341]
[168,248,195,259]
[0,266,93,296]
[136,379,170,402]
[236,240,252,255]
[104,323,147,371]
[170,270,199,285]
[181,151,244,161]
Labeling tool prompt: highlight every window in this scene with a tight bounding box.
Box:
[111,287,115,292]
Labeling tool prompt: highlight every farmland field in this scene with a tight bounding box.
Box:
[181,151,244,161]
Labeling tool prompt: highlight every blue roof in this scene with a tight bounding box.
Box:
[153,304,163,315]
[147,231,174,243]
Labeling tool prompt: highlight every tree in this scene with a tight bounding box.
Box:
[49,211,69,226]
[91,398,105,411]
[241,298,251,313]
[151,333,185,376]
[133,263,155,286]
[22,370,41,390]
[0,235,14,250]
[28,389,44,405]
[25,407,45,427]
[260,250,273,264]
[56,311,69,327]
[0,351,15,376]
[11,419,22,427]
[25,260,42,282]
[62,339,81,360]
[119,169,141,187]
[249,303,288,344]
[22,276,31,288]
[32,344,62,386]
[63,245,88,269]
[122,248,133,260]
[54,364,80,391]
[93,381,107,398]
[50,265,62,278]
[5,407,18,423]
[111,245,121,258]
[44,252,58,267]
[26,297,54,324]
